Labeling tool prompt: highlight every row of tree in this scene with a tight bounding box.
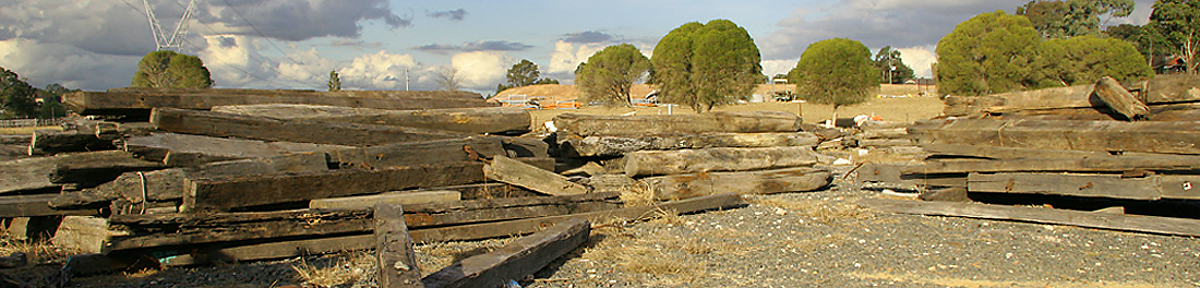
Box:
[0,67,75,119]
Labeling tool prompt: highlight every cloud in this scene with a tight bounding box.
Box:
[427,9,467,21]
[196,0,411,42]
[451,51,516,90]
[761,59,800,78]
[547,41,605,75]
[0,38,140,90]
[760,1,1016,60]
[339,50,418,90]
[896,46,936,78]
[561,31,617,44]
[0,0,155,56]
[413,41,534,55]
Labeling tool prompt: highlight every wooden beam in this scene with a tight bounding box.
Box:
[640,167,831,201]
[623,146,817,177]
[1093,76,1150,121]
[908,119,1200,155]
[152,193,740,266]
[920,144,1099,159]
[329,137,505,170]
[64,89,494,117]
[310,190,461,210]
[123,132,350,166]
[183,162,486,212]
[29,130,114,155]
[484,155,589,196]
[553,111,801,137]
[48,157,164,188]
[905,153,1200,174]
[213,104,531,135]
[374,204,424,288]
[52,216,129,253]
[1132,74,1200,104]
[150,108,467,146]
[968,172,1200,201]
[557,132,819,157]
[859,197,1200,237]
[0,151,151,195]
[422,218,588,288]
[0,194,98,218]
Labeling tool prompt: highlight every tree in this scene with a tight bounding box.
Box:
[575,44,651,106]
[1148,0,1200,74]
[650,19,762,112]
[131,50,213,88]
[327,70,341,91]
[787,38,877,124]
[435,67,463,91]
[873,46,915,84]
[37,83,74,119]
[1034,35,1153,87]
[1016,0,1134,39]
[495,60,559,93]
[0,67,38,119]
[936,11,1041,95]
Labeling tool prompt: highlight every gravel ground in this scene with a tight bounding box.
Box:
[50,166,1200,287]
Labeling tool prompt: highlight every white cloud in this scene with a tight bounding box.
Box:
[762,59,800,78]
[451,51,515,90]
[896,46,936,78]
[340,50,418,90]
[547,41,605,75]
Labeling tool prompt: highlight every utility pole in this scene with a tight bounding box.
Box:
[405,67,410,91]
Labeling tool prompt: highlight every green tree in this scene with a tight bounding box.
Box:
[496,60,559,93]
[873,46,915,84]
[1148,0,1200,74]
[0,67,38,119]
[936,11,1041,95]
[37,83,74,119]
[327,70,341,91]
[132,50,213,88]
[787,38,878,123]
[650,19,761,112]
[1016,0,1134,39]
[575,44,651,106]
[1034,35,1153,87]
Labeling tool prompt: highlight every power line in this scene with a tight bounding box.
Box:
[219,0,324,83]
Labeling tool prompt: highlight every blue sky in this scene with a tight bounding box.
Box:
[0,0,1157,94]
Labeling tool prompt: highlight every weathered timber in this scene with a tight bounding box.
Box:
[623,146,818,177]
[0,194,96,218]
[310,191,461,210]
[859,197,1200,237]
[943,85,1095,117]
[0,135,30,145]
[589,174,636,193]
[329,137,505,169]
[374,204,424,288]
[422,218,588,288]
[52,216,129,253]
[29,130,114,155]
[104,193,619,252]
[921,144,1100,159]
[123,133,349,166]
[484,155,589,196]
[154,194,738,266]
[0,151,149,195]
[47,156,164,188]
[557,132,819,157]
[150,108,466,146]
[919,187,971,202]
[850,138,915,148]
[859,121,914,130]
[906,153,1200,174]
[183,162,486,212]
[501,137,550,158]
[852,163,968,188]
[554,111,801,137]
[855,128,908,140]
[639,167,831,201]
[968,172,1200,201]
[1093,76,1150,121]
[3,217,62,241]
[50,152,329,209]
[213,104,531,135]
[908,119,1200,155]
[64,89,494,116]
[424,183,541,200]
[1131,74,1200,104]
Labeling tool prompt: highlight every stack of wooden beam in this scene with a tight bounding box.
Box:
[552,111,834,201]
[858,75,1200,237]
[0,88,753,285]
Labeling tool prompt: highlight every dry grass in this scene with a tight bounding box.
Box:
[753,198,871,224]
[290,251,375,287]
[0,125,59,135]
[0,235,79,264]
[619,180,657,207]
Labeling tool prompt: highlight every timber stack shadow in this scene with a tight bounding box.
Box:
[0,87,836,287]
[855,75,1200,238]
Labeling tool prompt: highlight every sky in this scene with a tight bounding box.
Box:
[0,0,1159,95]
